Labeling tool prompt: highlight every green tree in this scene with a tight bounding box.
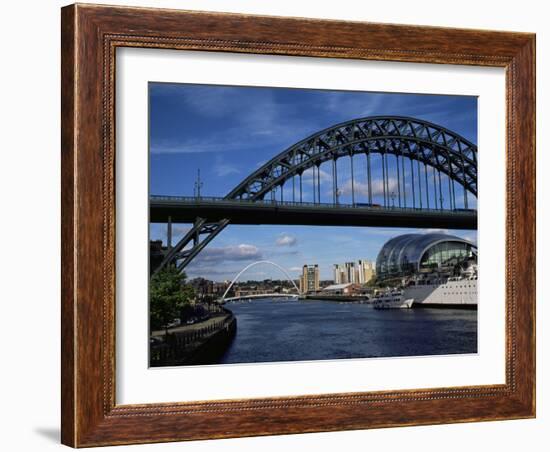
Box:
[150,267,194,337]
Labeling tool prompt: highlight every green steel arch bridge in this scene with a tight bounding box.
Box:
[151,116,477,274]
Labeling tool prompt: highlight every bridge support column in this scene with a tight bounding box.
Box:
[153,217,230,275]
[167,215,172,250]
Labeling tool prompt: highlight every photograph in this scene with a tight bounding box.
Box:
[148,83,479,367]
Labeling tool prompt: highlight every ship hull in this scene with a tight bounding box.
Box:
[403,279,477,308]
[412,302,477,310]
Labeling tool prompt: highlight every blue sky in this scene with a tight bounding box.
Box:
[149,83,477,281]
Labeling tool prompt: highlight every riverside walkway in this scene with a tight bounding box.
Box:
[151,310,229,337]
[150,307,236,367]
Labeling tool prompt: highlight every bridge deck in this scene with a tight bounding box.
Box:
[150,196,476,230]
[222,293,300,302]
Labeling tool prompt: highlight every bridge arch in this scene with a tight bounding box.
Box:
[225,115,477,203]
[220,260,301,301]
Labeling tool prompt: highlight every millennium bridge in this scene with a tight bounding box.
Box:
[151,116,477,274]
[214,261,301,303]
[223,293,300,303]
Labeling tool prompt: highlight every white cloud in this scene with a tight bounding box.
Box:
[275,234,297,247]
[150,136,244,155]
[301,166,332,183]
[338,177,399,198]
[215,164,240,177]
[192,243,262,264]
[213,155,240,177]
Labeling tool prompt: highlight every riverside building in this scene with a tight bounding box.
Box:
[375,232,478,308]
[375,233,477,280]
[334,260,376,285]
[300,264,320,294]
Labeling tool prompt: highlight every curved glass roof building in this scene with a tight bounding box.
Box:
[375,233,477,280]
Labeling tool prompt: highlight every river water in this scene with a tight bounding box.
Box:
[219,297,477,364]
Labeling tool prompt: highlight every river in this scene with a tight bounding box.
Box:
[219,297,477,364]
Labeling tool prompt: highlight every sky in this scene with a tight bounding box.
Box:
[149,83,477,282]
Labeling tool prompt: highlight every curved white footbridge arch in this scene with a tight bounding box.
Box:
[219,260,301,303]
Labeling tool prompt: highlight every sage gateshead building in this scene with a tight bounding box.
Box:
[375,233,477,281]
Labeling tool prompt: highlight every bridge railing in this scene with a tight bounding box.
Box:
[150,195,477,214]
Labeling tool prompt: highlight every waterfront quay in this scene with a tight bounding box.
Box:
[150,306,236,367]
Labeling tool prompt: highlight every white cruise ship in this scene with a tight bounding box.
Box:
[402,264,478,308]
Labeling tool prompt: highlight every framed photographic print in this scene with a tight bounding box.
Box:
[61,3,536,447]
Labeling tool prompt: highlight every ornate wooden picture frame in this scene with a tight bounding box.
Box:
[61,3,535,447]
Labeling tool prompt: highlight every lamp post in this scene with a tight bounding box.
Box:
[193,169,203,199]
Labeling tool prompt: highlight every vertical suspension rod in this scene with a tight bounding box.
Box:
[367,152,372,205]
[317,164,321,204]
[299,172,303,203]
[432,165,437,210]
[447,159,453,210]
[350,154,355,206]
[385,152,390,207]
[417,158,423,209]
[451,173,456,210]
[424,161,430,209]
[438,170,443,210]
[410,158,416,209]
[396,154,402,207]
[382,153,387,207]
[461,154,469,209]
[312,165,316,204]
[332,158,338,205]
[401,150,406,208]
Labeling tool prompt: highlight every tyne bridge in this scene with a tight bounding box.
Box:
[151,115,477,274]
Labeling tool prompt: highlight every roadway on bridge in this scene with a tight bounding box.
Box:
[150,196,477,230]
